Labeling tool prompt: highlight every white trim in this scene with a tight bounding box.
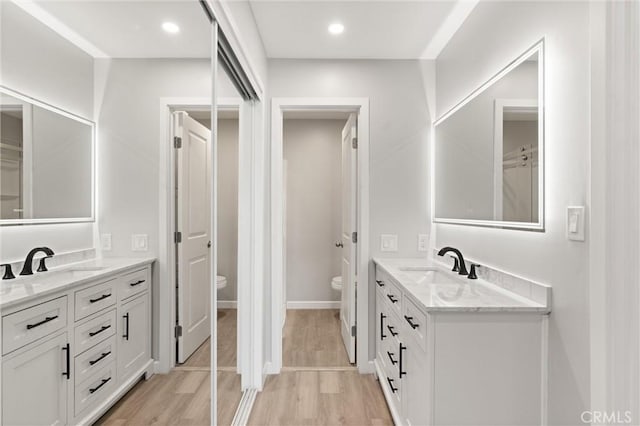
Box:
[286,301,341,309]
[218,300,238,309]
[270,97,371,375]
[231,389,258,426]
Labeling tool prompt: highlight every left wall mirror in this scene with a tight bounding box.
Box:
[0,87,94,224]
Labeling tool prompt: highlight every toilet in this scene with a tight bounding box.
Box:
[331,276,342,292]
[216,275,227,290]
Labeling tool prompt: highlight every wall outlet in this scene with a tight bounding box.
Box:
[380,234,398,252]
[100,234,112,251]
[417,234,429,252]
[131,234,148,251]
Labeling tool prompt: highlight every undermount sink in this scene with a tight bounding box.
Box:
[399,267,461,285]
[68,266,108,272]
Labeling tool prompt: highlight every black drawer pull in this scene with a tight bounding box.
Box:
[89,377,111,394]
[387,325,398,337]
[89,325,111,337]
[62,343,70,380]
[26,315,58,330]
[89,293,111,303]
[387,294,398,304]
[89,351,111,366]
[123,313,130,340]
[130,279,145,287]
[404,315,419,329]
[399,343,407,378]
[387,351,397,365]
[380,313,387,340]
[376,280,385,287]
[386,377,398,393]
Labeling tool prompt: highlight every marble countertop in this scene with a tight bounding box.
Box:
[373,257,550,313]
[0,257,155,310]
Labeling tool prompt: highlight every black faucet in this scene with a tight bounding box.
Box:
[437,246,468,276]
[20,247,55,276]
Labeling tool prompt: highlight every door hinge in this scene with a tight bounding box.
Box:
[352,137,358,149]
[174,231,182,244]
[352,231,357,244]
[174,136,182,149]
[351,325,357,337]
[175,325,183,338]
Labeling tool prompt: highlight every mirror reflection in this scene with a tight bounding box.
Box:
[0,89,94,223]
[435,43,543,228]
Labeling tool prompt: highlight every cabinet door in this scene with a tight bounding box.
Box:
[2,332,69,426]
[402,342,430,426]
[118,293,150,381]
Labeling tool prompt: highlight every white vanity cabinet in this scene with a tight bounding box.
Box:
[374,263,549,426]
[1,260,153,426]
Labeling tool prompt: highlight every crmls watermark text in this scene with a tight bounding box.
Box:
[581,411,633,424]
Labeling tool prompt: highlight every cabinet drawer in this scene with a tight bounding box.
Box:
[74,361,117,417]
[402,296,428,351]
[75,280,117,321]
[380,359,402,407]
[119,268,149,301]
[2,296,67,355]
[383,279,402,315]
[75,335,116,385]
[74,309,116,355]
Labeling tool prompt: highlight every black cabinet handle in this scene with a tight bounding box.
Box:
[376,280,385,287]
[89,377,111,394]
[130,279,145,287]
[89,325,111,337]
[62,343,70,380]
[387,351,397,365]
[404,315,419,329]
[399,343,407,378]
[89,351,111,366]
[387,325,398,337]
[386,377,398,393]
[387,294,398,304]
[380,313,387,340]
[89,293,111,303]
[123,313,130,340]
[26,315,58,330]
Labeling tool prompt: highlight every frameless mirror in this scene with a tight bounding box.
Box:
[0,87,94,224]
[434,40,544,230]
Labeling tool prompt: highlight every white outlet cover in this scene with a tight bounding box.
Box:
[101,234,112,251]
[380,234,398,252]
[132,234,148,251]
[417,234,429,252]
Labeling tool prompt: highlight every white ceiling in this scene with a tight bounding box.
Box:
[248,0,468,59]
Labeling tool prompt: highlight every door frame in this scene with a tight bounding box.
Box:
[269,97,371,374]
[158,97,255,388]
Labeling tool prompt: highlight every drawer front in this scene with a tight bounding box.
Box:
[380,357,402,407]
[402,296,428,351]
[74,362,117,417]
[75,280,117,321]
[2,296,68,355]
[384,279,402,316]
[74,335,117,384]
[119,268,149,301]
[74,309,116,355]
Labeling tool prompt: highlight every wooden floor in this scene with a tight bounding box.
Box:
[181,309,236,369]
[283,309,350,367]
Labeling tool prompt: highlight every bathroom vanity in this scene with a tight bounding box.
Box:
[1,257,154,426]
[374,258,551,426]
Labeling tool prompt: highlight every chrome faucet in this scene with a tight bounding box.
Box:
[20,247,55,276]
[437,246,468,276]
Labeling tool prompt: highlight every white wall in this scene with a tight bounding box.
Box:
[284,119,343,303]
[265,59,432,364]
[0,1,94,262]
[434,2,590,424]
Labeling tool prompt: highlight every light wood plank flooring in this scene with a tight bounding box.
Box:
[283,309,350,368]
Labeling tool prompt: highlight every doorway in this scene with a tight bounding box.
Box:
[270,98,371,374]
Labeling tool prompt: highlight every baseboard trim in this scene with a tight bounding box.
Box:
[218,300,237,309]
[286,301,340,309]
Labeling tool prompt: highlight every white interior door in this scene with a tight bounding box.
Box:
[175,111,212,363]
[340,113,358,363]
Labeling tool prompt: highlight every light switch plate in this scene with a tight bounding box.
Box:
[132,234,148,251]
[380,234,398,252]
[567,206,585,241]
[101,234,112,251]
[417,234,429,252]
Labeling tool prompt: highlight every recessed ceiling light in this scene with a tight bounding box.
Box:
[162,22,180,34]
[328,22,344,35]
